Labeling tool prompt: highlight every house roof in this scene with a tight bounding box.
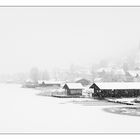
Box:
[64,83,83,90]
[128,70,140,77]
[97,67,112,73]
[114,69,125,75]
[94,78,103,82]
[76,78,90,82]
[26,79,34,83]
[91,82,140,90]
[97,67,125,75]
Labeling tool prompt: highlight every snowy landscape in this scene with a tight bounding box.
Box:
[0,83,139,133]
[1,7,140,133]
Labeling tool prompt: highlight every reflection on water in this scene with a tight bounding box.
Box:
[103,107,140,117]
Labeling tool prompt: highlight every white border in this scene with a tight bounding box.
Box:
[0,135,140,140]
[0,0,139,139]
[0,0,140,6]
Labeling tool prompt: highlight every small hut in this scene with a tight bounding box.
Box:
[38,80,61,89]
[76,78,91,86]
[63,83,83,96]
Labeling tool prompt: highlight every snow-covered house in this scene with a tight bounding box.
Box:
[75,78,91,86]
[97,67,113,73]
[23,79,37,88]
[97,67,126,82]
[114,69,125,75]
[128,70,140,77]
[90,82,140,98]
[38,80,61,89]
[63,83,83,96]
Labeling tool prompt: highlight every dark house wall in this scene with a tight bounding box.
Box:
[90,83,100,97]
[90,83,140,98]
[63,84,82,95]
[63,84,70,95]
[70,89,82,95]
[39,83,61,88]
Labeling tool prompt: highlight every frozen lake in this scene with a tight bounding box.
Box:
[0,84,140,133]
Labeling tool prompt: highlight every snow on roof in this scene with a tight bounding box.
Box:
[97,67,125,75]
[94,78,103,82]
[128,70,140,77]
[114,69,125,75]
[75,78,90,82]
[74,77,83,81]
[64,83,83,89]
[38,80,46,84]
[97,67,112,73]
[93,82,140,90]
[26,79,34,82]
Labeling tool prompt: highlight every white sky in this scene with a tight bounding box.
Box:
[0,7,140,74]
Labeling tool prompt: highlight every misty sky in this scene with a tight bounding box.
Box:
[0,7,140,74]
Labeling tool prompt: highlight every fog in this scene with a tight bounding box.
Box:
[0,7,140,74]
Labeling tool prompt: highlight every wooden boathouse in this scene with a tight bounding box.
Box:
[90,82,140,98]
[38,80,61,89]
[63,83,83,96]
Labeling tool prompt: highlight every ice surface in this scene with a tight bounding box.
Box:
[0,84,140,133]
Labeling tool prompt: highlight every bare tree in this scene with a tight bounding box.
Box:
[123,62,129,73]
[30,67,40,83]
[41,70,50,80]
[91,65,96,82]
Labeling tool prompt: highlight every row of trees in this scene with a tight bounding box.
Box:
[25,52,140,83]
[29,67,50,82]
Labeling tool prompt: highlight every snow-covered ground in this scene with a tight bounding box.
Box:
[106,98,137,105]
[0,84,140,133]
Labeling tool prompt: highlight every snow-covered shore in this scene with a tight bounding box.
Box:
[0,84,140,133]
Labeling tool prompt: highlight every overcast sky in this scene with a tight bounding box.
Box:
[0,7,140,74]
